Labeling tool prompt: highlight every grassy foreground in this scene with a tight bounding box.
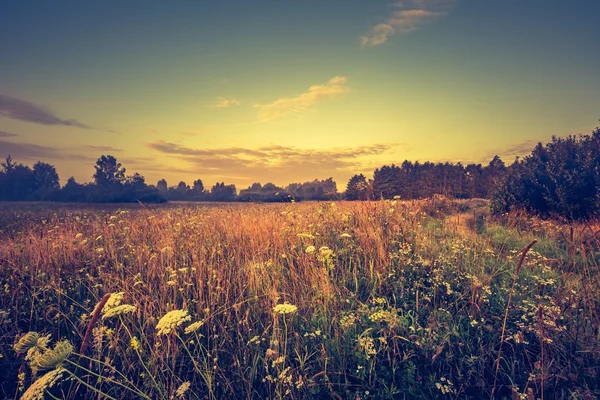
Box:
[1,199,599,399]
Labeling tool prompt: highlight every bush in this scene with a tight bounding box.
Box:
[491,127,600,220]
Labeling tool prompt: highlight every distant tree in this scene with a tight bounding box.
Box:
[345,174,368,200]
[171,181,190,200]
[211,182,237,201]
[60,177,87,202]
[93,155,126,188]
[239,182,290,202]
[32,161,60,199]
[157,179,168,193]
[465,163,485,198]
[192,179,205,196]
[127,172,146,187]
[373,164,402,199]
[484,155,506,195]
[1,155,17,174]
[286,178,339,201]
[0,156,35,200]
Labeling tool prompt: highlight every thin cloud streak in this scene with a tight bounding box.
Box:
[254,76,349,122]
[79,145,123,153]
[0,130,18,138]
[0,140,93,161]
[361,0,455,47]
[0,94,117,133]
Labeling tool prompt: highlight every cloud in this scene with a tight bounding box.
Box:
[79,145,123,153]
[0,94,115,132]
[0,130,17,138]
[211,97,240,108]
[361,0,454,47]
[254,76,349,122]
[145,139,396,184]
[0,140,92,161]
[469,139,546,165]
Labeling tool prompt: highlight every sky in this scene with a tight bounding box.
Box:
[1,0,599,190]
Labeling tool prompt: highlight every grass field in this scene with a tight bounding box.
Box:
[1,198,599,399]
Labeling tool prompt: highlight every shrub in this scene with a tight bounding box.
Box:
[491,127,600,220]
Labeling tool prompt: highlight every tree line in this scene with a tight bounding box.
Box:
[0,152,504,203]
[0,153,504,203]
[2,125,600,219]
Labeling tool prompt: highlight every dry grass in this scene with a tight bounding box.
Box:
[1,200,599,399]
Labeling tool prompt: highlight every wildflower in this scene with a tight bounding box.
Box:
[184,320,204,335]
[273,355,286,365]
[340,233,352,238]
[130,336,141,351]
[305,245,316,254]
[31,341,73,372]
[357,334,377,359]
[102,304,136,319]
[98,292,124,315]
[14,332,40,353]
[156,310,191,336]
[247,335,261,345]
[265,348,279,359]
[75,233,83,239]
[175,381,191,398]
[273,302,298,315]
[21,368,65,400]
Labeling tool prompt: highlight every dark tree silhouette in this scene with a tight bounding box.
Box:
[93,155,126,188]
[32,161,60,200]
[491,128,600,219]
[192,179,205,199]
[157,179,168,193]
[211,182,237,201]
[345,174,368,200]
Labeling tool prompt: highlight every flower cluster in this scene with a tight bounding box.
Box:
[156,309,191,336]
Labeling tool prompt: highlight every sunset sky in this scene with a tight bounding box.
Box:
[1,0,599,189]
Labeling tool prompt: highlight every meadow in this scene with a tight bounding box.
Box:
[1,198,599,399]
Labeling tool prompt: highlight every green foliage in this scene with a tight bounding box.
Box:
[491,127,600,220]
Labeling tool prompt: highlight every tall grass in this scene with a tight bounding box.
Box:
[0,200,599,399]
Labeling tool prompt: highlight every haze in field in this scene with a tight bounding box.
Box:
[1,0,599,188]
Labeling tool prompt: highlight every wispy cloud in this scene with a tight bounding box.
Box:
[0,94,116,133]
[79,145,123,153]
[0,130,18,138]
[146,139,395,184]
[180,131,199,137]
[210,97,240,108]
[254,76,349,122]
[0,140,93,161]
[361,0,454,47]
[465,138,547,165]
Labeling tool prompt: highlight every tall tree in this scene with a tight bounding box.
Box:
[157,179,168,193]
[192,179,205,195]
[345,174,368,200]
[93,155,126,188]
[32,161,60,200]
[211,182,237,201]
